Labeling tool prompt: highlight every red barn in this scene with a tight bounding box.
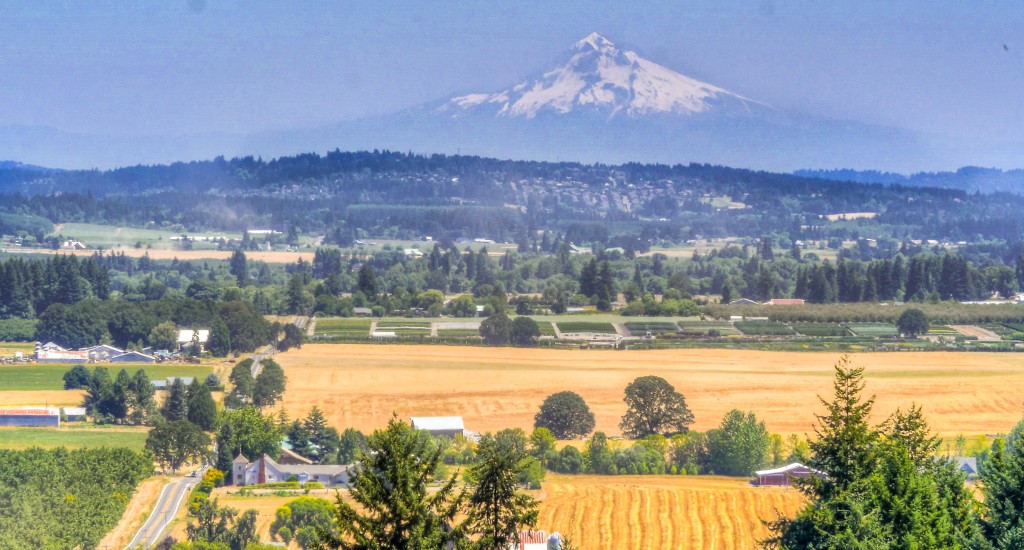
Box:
[755,463,823,486]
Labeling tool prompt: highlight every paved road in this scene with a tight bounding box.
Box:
[125,475,198,549]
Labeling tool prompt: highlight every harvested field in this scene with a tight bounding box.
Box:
[952,325,1002,342]
[0,389,84,406]
[188,477,802,550]
[272,345,1024,437]
[537,474,804,549]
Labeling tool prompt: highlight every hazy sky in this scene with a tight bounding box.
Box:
[3,1,1023,144]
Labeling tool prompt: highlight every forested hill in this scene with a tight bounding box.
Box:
[0,150,945,199]
[1,150,1023,245]
[796,166,1024,194]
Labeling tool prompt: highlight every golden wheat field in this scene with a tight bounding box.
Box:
[538,474,803,549]
[271,345,1024,437]
[177,476,801,550]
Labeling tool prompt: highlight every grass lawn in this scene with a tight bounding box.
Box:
[0,426,149,451]
[314,318,372,337]
[556,321,617,334]
[0,363,213,391]
[847,323,899,337]
[533,321,557,336]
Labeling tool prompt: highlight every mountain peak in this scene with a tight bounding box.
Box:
[575,32,615,52]
[440,34,763,120]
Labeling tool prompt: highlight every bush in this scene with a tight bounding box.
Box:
[203,468,225,487]
[303,481,324,493]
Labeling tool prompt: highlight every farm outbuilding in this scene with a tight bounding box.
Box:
[110,351,157,363]
[410,416,466,438]
[755,463,823,487]
[0,408,60,427]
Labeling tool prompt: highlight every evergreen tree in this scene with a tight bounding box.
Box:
[163,376,189,422]
[980,424,1024,546]
[107,368,131,423]
[229,249,248,286]
[129,368,155,425]
[464,434,540,549]
[187,379,218,431]
[806,355,877,499]
[319,415,464,549]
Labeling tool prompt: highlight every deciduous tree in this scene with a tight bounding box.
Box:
[619,376,694,438]
[534,391,595,439]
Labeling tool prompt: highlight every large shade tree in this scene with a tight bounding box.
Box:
[619,376,694,438]
[534,391,596,439]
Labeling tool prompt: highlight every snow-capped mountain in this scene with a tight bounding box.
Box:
[439,33,764,120]
[1,32,952,172]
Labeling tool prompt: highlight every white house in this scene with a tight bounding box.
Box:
[177,329,210,352]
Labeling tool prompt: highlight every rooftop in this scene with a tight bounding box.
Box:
[410,416,465,431]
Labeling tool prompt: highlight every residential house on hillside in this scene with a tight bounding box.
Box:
[231,453,351,487]
[177,329,209,352]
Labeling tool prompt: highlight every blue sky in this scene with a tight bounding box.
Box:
[2,1,1022,161]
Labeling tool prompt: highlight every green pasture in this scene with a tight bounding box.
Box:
[0,426,149,451]
[734,321,795,336]
[555,321,617,334]
[846,323,899,337]
[793,323,852,337]
[52,222,234,248]
[436,329,482,338]
[0,363,213,391]
[313,318,372,337]
[534,321,557,336]
[677,321,741,336]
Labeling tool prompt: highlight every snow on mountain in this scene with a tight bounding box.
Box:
[440,32,763,119]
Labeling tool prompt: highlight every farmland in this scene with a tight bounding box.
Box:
[555,321,618,334]
[538,474,804,549]
[0,363,213,391]
[271,344,1024,437]
[178,476,802,550]
[0,426,149,450]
